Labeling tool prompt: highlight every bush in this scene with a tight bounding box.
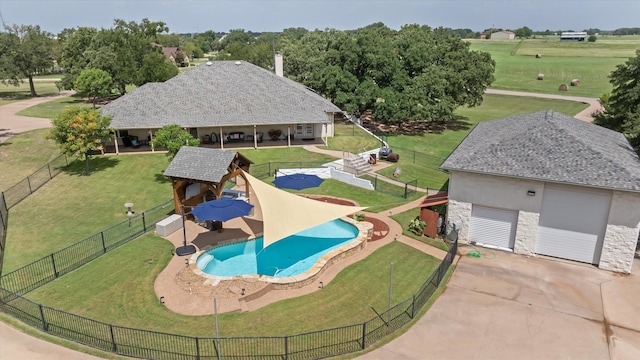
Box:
[408,216,426,235]
[588,35,597,42]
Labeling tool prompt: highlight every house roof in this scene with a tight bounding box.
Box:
[440,110,640,192]
[102,60,341,130]
[164,147,237,183]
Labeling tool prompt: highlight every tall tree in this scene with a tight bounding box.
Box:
[151,124,200,159]
[49,107,114,174]
[73,68,113,108]
[593,49,640,148]
[283,23,495,123]
[0,24,53,97]
[58,27,98,91]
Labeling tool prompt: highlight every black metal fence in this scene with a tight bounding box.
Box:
[0,240,457,360]
[2,154,68,209]
[0,154,68,279]
[0,200,173,296]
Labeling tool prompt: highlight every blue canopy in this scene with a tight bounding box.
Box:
[190,198,254,222]
[272,173,324,190]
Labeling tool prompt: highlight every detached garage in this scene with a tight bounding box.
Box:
[441,110,640,273]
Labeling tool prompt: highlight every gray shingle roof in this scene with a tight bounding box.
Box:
[440,110,640,192]
[164,147,237,183]
[102,61,341,129]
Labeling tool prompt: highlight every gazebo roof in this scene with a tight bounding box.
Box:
[164,147,239,183]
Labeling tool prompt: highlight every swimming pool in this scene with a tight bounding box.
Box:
[196,219,360,278]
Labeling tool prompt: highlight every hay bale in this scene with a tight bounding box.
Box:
[537,74,544,80]
[535,54,542,58]
[558,83,568,91]
[571,79,580,86]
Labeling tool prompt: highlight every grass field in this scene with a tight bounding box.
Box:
[27,237,438,336]
[0,81,63,105]
[468,37,640,97]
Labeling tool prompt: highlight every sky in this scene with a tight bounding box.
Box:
[1,0,638,35]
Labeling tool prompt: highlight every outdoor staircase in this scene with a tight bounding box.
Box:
[343,152,372,175]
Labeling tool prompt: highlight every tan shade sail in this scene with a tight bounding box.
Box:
[242,170,367,248]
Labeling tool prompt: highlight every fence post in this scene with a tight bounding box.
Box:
[142,212,147,232]
[284,335,288,360]
[374,175,378,190]
[361,322,367,349]
[413,151,416,164]
[109,324,117,352]
[404,183,408,199]
[38,304,48,331]
[47,163,53,180]
[101,232,107,253]
[195,337,200,360]
[411,294,416,319]
[27,177,33,194]
[50,254,58,278]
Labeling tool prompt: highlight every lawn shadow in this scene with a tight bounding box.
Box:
[63,156,120,176]
[154,172,172,184]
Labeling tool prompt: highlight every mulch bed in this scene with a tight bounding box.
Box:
[306,195,390,241]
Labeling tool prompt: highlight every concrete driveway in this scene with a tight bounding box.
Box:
[359,249,640,360]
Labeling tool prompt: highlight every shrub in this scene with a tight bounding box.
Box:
[408,216,426,235]
[588,35,597,42]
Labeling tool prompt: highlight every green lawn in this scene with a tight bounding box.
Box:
[0,129,62,192]
[3,154,173,272]
[0,81,64,105]
[27,237,439,336]
[323,122,381,153]
[468,37,640,97]
[16,96,92,118]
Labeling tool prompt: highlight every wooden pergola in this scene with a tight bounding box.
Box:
[163,147,253,215]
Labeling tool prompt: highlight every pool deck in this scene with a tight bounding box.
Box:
[154,197,449,315]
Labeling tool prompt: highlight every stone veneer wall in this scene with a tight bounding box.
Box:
[513,211,540,256]
[599,191,640,273]
[446,199,472,243]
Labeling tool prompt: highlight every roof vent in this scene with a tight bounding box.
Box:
[205,61,213,66]
[235,61,241,65]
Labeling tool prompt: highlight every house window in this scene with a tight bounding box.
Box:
[305,124,313,136]
[189,128,198,138]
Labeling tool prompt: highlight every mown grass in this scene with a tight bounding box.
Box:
[16,96,92,118]
[323,122,380,153]
[3,154,173,272]
[468,37,640,97]
[0,81,63,105]
[0,129,62,192]
[27,237,439,336]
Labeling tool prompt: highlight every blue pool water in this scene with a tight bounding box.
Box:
[196,219,359,277]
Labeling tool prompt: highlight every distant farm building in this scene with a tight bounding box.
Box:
[491,31,516,40]
[561,32,588,41]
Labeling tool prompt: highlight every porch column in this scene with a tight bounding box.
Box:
[114,130,120,155]
[287,126,291,147]
[149,130,154,152]
[253,125,257,149]
[219,127,224,149]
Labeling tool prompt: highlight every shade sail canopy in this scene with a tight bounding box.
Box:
[243,170,366,248]
[273,173,324,190]
[190,198,254,222]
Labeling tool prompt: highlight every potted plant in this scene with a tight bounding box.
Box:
[408,216,426,235]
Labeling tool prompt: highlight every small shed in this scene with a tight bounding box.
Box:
[418,192,449,238]
[163,147,253,215]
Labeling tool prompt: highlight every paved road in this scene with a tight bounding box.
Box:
[485,88,601,122]
[0,91,74,143]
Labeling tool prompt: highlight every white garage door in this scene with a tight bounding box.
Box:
[469,206,518,251]
[536,183,612,264]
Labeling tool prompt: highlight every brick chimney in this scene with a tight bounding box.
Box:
[275,51,283,77]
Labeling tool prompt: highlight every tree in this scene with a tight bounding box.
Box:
[74,68,112,107]
[151,124,200,159]
[588,35,597,42]
[57,27,98,91]
[514,26,533,39]
[49,107,114,174]
[283,23,495,123]
[593,49,640,148]
[0,24,53,97]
